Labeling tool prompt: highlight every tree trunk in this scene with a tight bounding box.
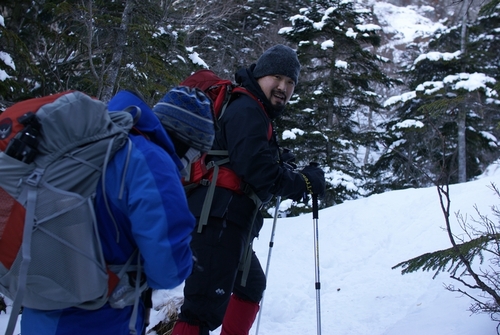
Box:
[457,109,467,182]
[363,109,373,165]
[457,5,468,183]
[101,0,135,102]
[327,107,334,163]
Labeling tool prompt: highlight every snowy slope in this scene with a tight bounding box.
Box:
[1,164,498,335]
[147,160,500,335]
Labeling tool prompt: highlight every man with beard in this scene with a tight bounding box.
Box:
[171,45,326,335]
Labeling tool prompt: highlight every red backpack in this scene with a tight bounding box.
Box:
[180,69,272,192]
[179,69,272,232]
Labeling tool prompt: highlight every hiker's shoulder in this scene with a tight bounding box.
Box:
[225,90,264,117]
[120,134,176,168]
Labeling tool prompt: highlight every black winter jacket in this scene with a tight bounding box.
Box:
[187,65,307,236]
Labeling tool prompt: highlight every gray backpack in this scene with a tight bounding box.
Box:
[0,91,138,334]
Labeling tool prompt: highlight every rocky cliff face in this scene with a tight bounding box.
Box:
[381,0,481,21]
[363,0,482,79]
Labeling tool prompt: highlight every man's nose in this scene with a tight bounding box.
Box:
[277,79,287,92]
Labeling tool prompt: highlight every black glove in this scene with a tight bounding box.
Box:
[280,148,297,170]
[300,163,326,198]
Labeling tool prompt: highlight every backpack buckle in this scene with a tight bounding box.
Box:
[26,168,44,187]
[200,179,211,186]
[205,161,216,170]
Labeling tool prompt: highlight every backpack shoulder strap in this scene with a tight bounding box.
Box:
[4,173,40,335]
[229,87,273,141]
[231,86,264,110]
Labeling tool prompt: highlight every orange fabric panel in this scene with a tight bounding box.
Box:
[0,189,25,269]
[0,91,73,151]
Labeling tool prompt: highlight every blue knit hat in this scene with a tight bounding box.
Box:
[153,86,214,153]
[253,44,301,84]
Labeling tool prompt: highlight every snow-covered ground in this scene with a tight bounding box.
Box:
[1,162,498,335]
[152,160,499,335]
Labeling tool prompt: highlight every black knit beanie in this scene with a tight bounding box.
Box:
[253,45,301,85]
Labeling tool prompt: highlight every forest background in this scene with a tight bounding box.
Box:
[1,0,499,213]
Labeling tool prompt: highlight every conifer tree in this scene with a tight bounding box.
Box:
[278,0,396,205]
[0,0,63,101]
[377,3,500,189]
[0,12,26,107]
[177,0,299,78]
[0,0,199,104]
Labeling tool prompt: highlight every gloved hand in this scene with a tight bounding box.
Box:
[300,163,326,198]
[280,148,297,170]
[281,148,295,163]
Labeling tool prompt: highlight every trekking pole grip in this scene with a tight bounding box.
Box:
[312,194,319,220]
[307,161,319,218]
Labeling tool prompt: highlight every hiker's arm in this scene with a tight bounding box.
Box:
[125,136,195,289]
[223,97,306,202]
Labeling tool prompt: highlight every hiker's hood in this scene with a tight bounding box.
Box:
[108,91,184,172]
[235,65,283,119]
[33,91,131,166]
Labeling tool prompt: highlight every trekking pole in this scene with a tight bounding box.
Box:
[255,195,281,335]
[312,193,322,335]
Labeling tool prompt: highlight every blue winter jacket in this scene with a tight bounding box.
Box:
[20,91,195,335]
